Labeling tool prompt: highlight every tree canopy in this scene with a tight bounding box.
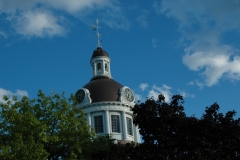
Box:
[132,95,240,159]
[0,90,111,160]
[1,91,240,159]
[94,95,240,160]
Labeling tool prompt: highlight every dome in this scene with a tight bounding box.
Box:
[83,76,123,102]
[91,47,109,59]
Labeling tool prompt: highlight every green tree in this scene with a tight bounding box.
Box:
[93,95,240,160]
[131,95,240,159]
[0,90,104,160]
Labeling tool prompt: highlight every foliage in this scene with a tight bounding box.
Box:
[131,94,240,159]
[91,141,137,160]
[91,94,240,159]
[0,90,107,160]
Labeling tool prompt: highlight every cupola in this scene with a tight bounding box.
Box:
[90,47,112,79]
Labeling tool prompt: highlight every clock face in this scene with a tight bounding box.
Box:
[75,89,85,103]
[124,88,134,102]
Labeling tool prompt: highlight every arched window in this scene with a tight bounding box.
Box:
[97,62,102,73]
[105,63,108,72]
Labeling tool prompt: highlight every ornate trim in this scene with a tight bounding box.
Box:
[77,88,92,105]
[119,86,135,105]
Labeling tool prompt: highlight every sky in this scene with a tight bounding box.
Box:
[0,0,240,118]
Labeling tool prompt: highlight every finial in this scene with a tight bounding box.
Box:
[91,19,102,48]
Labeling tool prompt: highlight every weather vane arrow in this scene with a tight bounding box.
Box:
[91,19,102,48]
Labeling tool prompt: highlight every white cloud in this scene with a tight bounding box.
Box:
[187,80,204,89]
[134,93,142,102]
[148,84,172,102]
[14,10,66,38]
[139,83,148,91]
[183,47,240,86]
[45,0,111,13]
[137,9,149,28]
[0,88,28,103]
[178,89,195,98]
[100,8,131,30]
[152,38,157,48]
[0,31,7,38]
[0,0,129,37]
[155,0,240,86]
[136,83,195,103]
[187,81,194,86]
[0,0,110,14]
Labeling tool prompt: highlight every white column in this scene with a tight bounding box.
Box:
[87,113,91,126]
[94,62,97,76]
[134,125,140,143]
[105,110,110,135]
[108,62,111,77]
[87,113,93,130]
[122,111,127,140]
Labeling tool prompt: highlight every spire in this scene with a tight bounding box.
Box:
[91,19,102,48]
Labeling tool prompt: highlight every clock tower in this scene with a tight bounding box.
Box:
[75,47,141,143]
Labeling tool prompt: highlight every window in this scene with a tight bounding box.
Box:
[126,117,132,135]
[111,115,120,133]
[105,63,108,72]
[97,62,102,73]
[94,115,103,133]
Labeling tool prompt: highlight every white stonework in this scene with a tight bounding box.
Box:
[76,48,141,143]
[77,100,140,143]
[79,88,92,106]
[90,56,112,79]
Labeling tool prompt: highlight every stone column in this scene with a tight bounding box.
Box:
[94,62,97,76]
[105,110,110,135]
[122,111,127,140]
[108,62,111,77]
[87,113,91,126]
[134,125,140,143]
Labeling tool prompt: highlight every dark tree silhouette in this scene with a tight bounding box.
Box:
[93,94,240,160]
[132,95,240,159]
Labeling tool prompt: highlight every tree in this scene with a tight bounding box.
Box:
[131,95,240,159]
[0,90,110,159]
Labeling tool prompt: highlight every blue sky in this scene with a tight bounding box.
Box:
[0,0,240,117]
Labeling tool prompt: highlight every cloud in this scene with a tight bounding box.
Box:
[152,38,157,48]
[178,89,195,98]
[0,88,28,103]
[137,9,149,28]
[183,47,240,86]
[134,93,142,102]
[155,0,240,86]
[187,81,194,86]
[136,83,195,103]
[0,0,129,37]
[14,9,66,38]
[0,31,7,38]
[139,83,148,91]
[187,80,204,89]
[0,0,110,14]
[100,7,131,30]
[45,0,111,13]
[148,84,172,102]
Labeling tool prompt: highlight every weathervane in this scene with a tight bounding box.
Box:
[91,19,102,48]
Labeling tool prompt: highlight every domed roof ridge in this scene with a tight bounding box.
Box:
[83,78,123,102]
[90,75,110,81]
[91,47,109,59]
